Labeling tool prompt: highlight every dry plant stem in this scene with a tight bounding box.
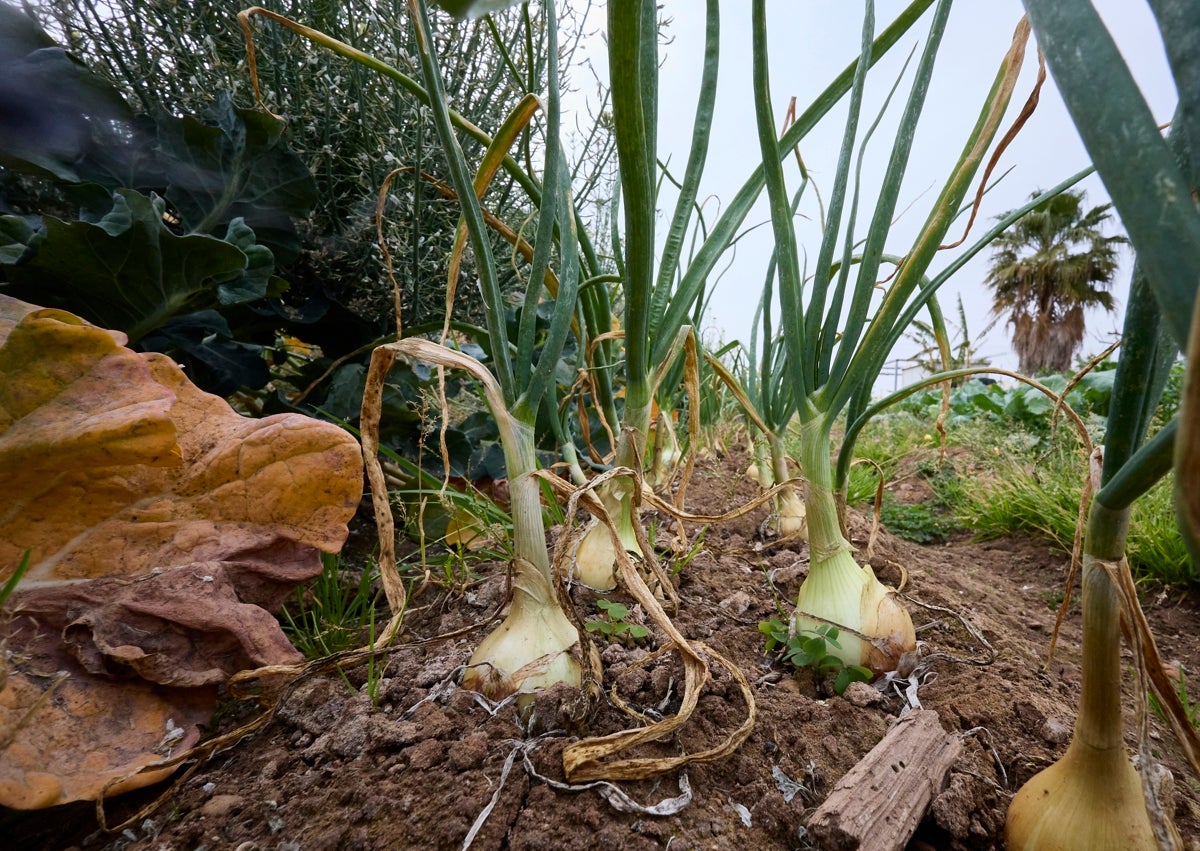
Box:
[537,468,756,782]
[360,344,410,645]
[1045,452,1097,667]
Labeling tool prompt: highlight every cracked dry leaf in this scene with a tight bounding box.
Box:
[0,295,364,808]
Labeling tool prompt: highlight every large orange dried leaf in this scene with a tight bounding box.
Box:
[0,295,364,808]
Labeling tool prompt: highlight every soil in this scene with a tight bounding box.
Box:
[6,443,1200,850]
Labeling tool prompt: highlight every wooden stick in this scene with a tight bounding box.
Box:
[806,710,961,850]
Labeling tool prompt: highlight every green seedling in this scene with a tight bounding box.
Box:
[585,599,649,645]
[1,550,31,610]
[760,617,872,696]
[281,551,382,660]
[1149,668,1200,732]
[670,526,709,576]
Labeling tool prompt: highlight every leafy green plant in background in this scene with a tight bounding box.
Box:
[26,0,611,337]
[0,4,316,394]
[15,0,619,487]
[760,617,872,696]
[897,370,1115,427]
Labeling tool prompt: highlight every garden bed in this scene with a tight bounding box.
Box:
[7,444,1200,850]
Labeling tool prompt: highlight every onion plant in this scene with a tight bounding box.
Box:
[576,0,946,589]
[391,0,589,700]
[1002,1,1200,846]
[711,281,806,537]
[749,0,1040,674]
[239,0,592,699]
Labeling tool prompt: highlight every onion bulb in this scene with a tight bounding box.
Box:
[573,518,619,590]
[792,547,915,675]
[571,481,639,591]
[462,558,581,700]
[1005,738,1154,849]
[777,487,807,538]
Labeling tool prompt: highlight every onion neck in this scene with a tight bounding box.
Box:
[1076,501,1132,752]
[792,419,866,655]
[797,418,852,568]
[499,415,552,582]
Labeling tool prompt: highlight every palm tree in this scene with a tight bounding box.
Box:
[985,189,1127,374]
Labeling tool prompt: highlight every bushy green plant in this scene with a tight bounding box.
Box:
[0,6,320,395]
[760,617,872,696]
[957,429,1194,585]
[27,0,610,334]
[894,370,1116,441]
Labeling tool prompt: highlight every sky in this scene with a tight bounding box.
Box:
[560,1,1178,391]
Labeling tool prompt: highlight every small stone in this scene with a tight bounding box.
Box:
[821,735,839,757]
[373,719,421,748]
[615,666,649,696]
[1040,717,1071,745]
[416,654,463,688]
[718,590,752,615]
[776,677,801,696]
[405,738,445,770]
[200,794,244,819]
[842,681,885,708]
[447,732,489,771]
[408,703,453,740]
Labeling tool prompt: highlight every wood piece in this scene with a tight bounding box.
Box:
[806,709,961,851]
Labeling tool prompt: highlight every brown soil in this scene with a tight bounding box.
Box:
[7,443,1200,850]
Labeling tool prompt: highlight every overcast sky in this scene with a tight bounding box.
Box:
[562,1,1177,388]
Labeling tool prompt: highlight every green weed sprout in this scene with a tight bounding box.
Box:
[585,599,649,646]
[760,617,872,696]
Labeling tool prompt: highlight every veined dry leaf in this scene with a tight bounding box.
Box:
[0,295,364,808]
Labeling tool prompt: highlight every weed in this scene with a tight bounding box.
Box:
[669,526,709,575]
[879,498,953,544]
[955,428,1193,584]
[760,617,873,696]
[1042,588,1067,612]
[363,605,386,707]
[585,599,649,646]
[1,549,30,609]
[1149,667,1200,731]
[280,551,382,659]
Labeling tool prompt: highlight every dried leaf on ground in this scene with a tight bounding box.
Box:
[0,295,364,808]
